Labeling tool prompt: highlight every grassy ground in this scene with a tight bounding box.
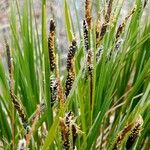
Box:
[0,0,150,149]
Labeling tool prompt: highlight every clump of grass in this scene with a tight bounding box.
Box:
[0,0,150,149]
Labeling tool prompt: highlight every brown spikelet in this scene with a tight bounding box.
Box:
[126,115,143,149]
[5,39,28,127]
[26,103,45,147]
[116,7,136,40]
[48,19,56,72]
[66,39,77,71]
[83,20,89,52]
[85,0,92,28]
[113,123,134,150]
[99,0,113,43]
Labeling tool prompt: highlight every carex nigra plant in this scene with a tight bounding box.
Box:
[0,0,150,149]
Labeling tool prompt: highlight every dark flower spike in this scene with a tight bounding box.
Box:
[59,117,70,150]
[116,7,136,41]
[59,112,81,150]
[99,0,114,42]
[5,39,28,127]
[48,19,56,72]
[126,115,143,150]
[66,39,77,71]
[65,70,75,98]
[113,115,143,150]
[113,123,134,150]
[105,0,113,23]
[11,94,28,128]
[85,0,92,28]
[83,20,89,52]
[65,39,77,98]
[56,66,65,104]
[87,49,93,76]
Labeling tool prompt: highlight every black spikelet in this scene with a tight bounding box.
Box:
[48,19,56,72]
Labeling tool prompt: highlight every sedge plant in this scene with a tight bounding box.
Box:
[0,0,150,149]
